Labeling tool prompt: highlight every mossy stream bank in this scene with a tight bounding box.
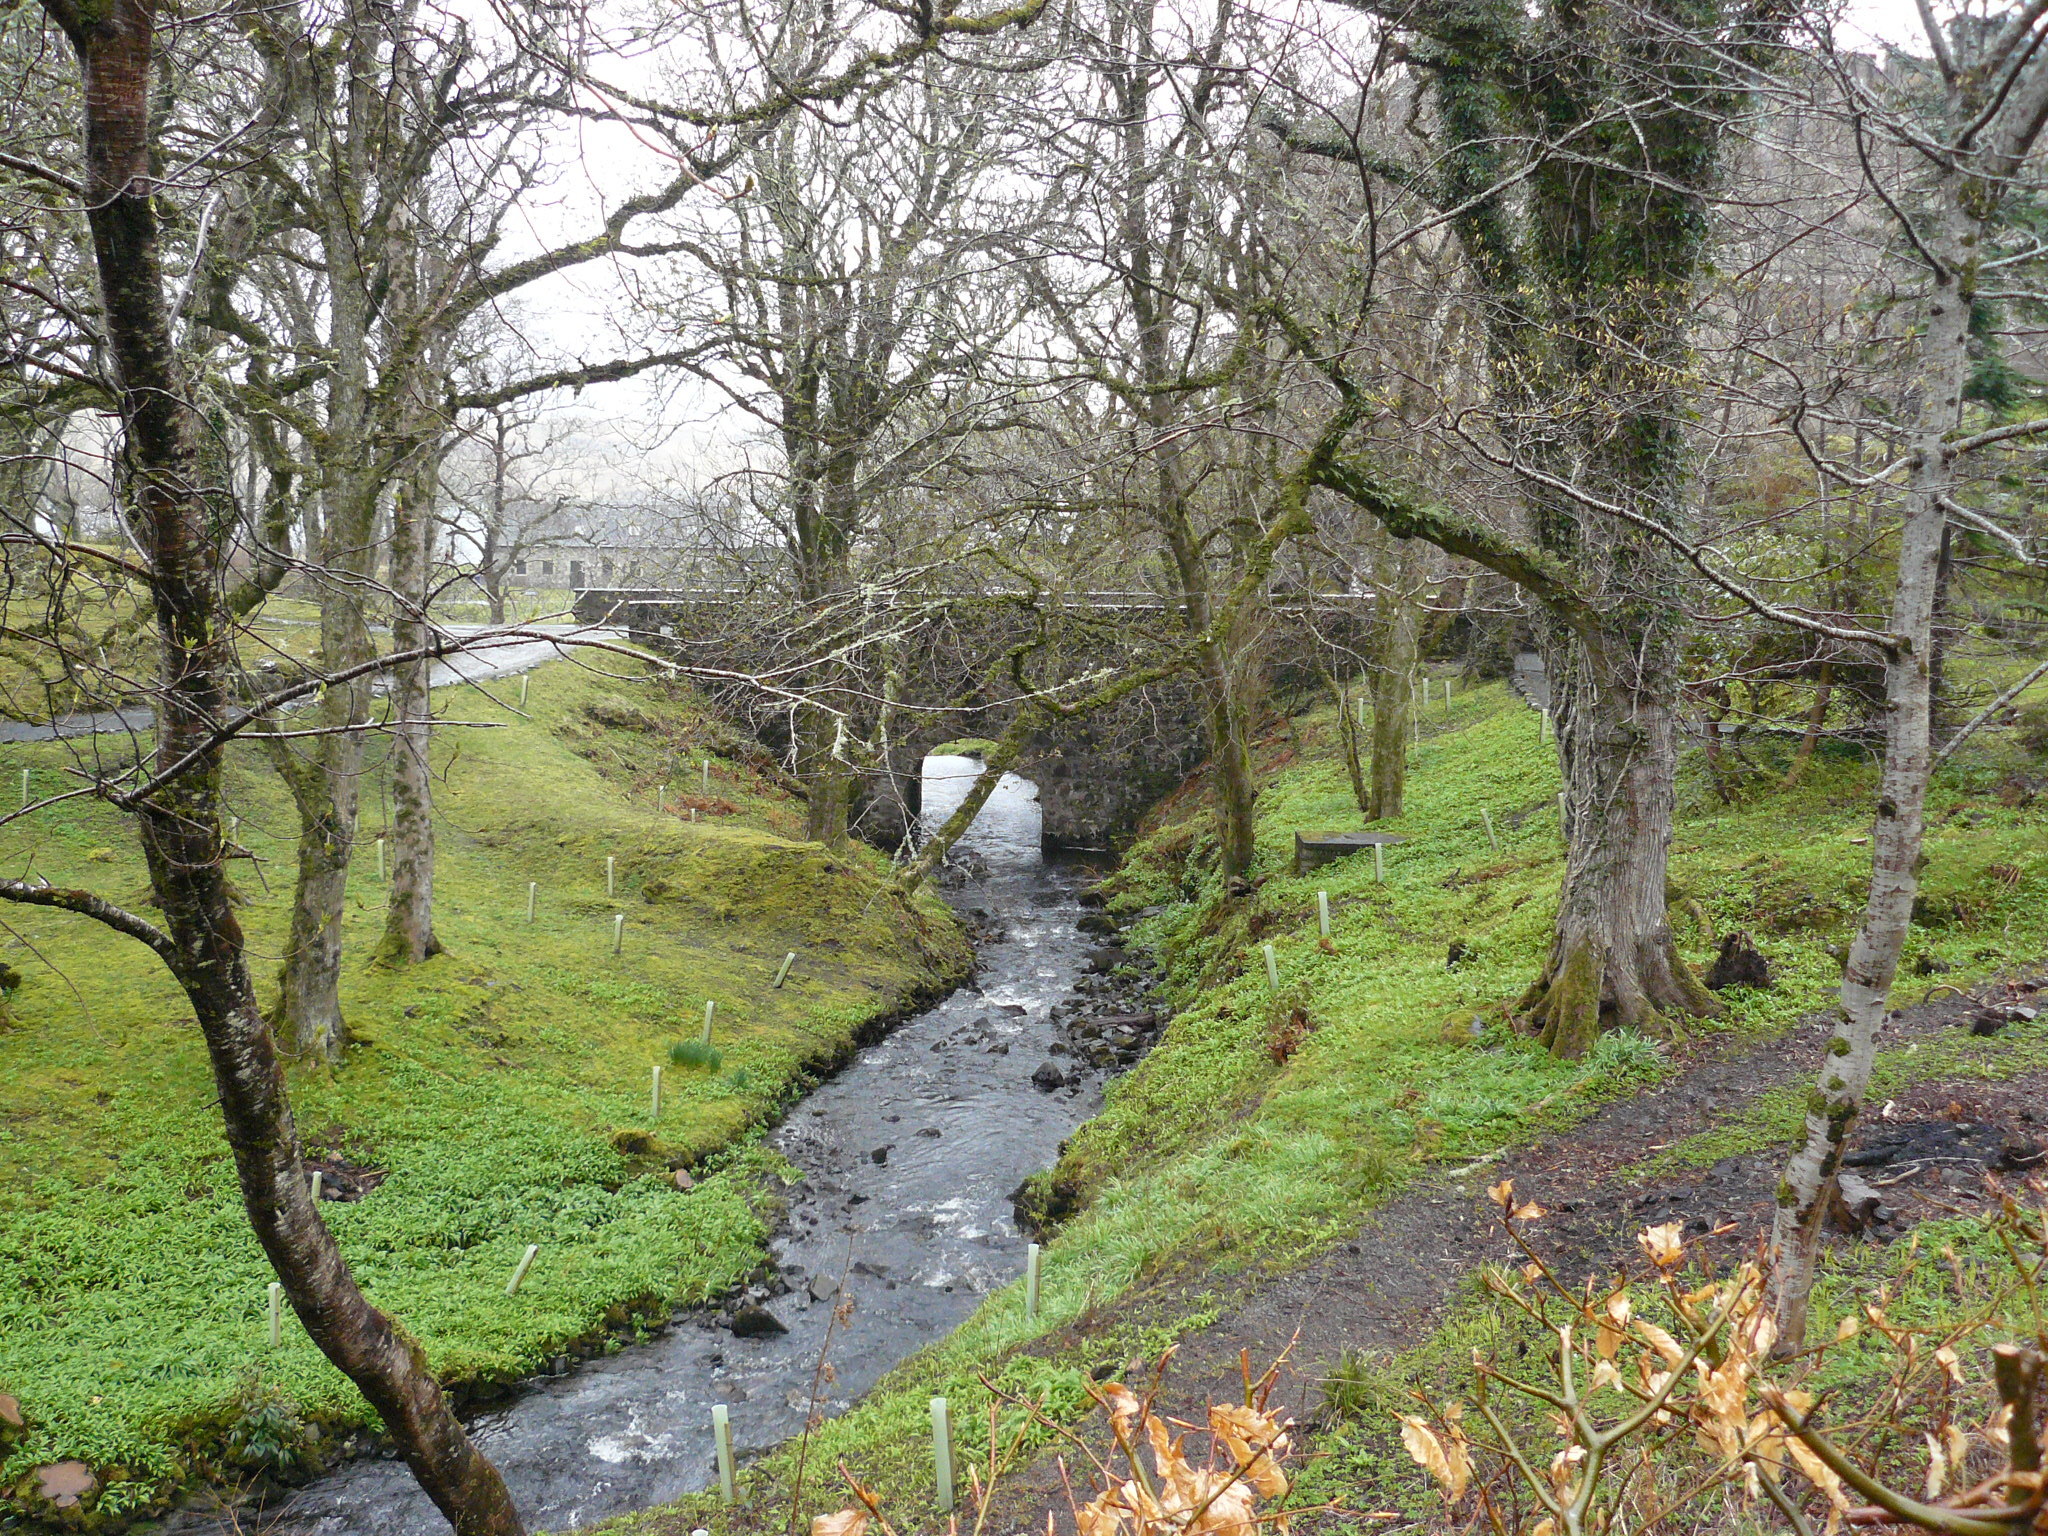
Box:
[0,661,969,1530]
[606,670,2048,1536]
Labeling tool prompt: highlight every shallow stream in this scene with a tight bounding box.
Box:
[197,762,1110,1534]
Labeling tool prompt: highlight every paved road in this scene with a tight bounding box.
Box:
[0,624,624,743]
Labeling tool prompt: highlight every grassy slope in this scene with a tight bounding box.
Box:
[0,661,969,1523]
[615,674,2048,1536]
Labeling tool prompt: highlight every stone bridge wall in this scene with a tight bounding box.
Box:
[576,589,1372,850]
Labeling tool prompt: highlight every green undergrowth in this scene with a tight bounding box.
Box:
[0,659,969,1525]
[615,674,2048,1536]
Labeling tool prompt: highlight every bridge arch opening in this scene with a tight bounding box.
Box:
[919,753,1042,867]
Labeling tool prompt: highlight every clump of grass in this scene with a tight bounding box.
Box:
[1316,1347,1380,1424]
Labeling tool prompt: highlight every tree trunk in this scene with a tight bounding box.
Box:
[1197,631,1258,879]
[1770,219,1973,1350]
[799,702,852,845]
[268,539,373,1060]
[378,462,441,966]
[1336,683,1369,817]
[1781,660,1832,789]
[1516,633,1721,1057]
[31,3,524,1526]
[1367,598,1418,820]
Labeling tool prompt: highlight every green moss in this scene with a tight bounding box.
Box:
[0,660,968,1523]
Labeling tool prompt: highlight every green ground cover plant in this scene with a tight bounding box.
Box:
[618,673,2048,1534]
[0,659,969,1522]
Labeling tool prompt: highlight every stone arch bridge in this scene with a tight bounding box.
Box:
[573,586,1374,851]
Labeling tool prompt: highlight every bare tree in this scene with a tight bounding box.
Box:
[0,0,526,1524]
[652,31,1056,844]
[1023,0,1316,881]
[1266,0,1805,1052]
[1768,7,2048,1347]
[443,399,579,624]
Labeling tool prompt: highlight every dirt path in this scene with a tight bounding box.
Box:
[986,972,2048,1528]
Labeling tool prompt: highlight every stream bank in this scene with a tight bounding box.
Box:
[142,769,1161,1536]
[1,664,971,1532]
[611,676,2048,1536]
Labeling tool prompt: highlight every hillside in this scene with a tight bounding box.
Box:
[612,671,2048,1535]
[0,660,969,1526]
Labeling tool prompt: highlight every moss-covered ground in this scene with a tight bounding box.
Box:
[0,660,969,1524]
[612,672,2048,1536]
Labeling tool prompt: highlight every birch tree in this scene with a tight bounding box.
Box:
[1768,7,2048,1346]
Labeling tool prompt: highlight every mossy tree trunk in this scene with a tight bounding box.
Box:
[379,458,442,967]
[2,6,525,1527]
[1366,595,1418,820]
[1281,0,1761,1053]
[267,460,377,1061]
[793,448,858,848]
[1518,629,1715,1056]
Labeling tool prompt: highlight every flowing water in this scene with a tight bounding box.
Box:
[205,762,1103,1534]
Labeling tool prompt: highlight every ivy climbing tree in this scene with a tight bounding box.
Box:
[1270,0,1796,1054]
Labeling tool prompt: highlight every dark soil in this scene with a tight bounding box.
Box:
[983,971,2048,1532]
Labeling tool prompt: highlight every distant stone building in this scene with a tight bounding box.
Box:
[509,508,781,591]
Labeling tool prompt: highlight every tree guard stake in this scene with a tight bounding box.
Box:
[1025,1242,1042,1320]
[526,881,536,922]
[613,913,625,954]
[773,951,796,988]
[519,674,529,709]
[651,1063,662,1120]
[375,838,386,879]
[1262,943,1279,992]
[1317,891,1331,938]
[606,855,615,896]
[712,1404,736,1501]
[268,1281,283,1348]
[931,1397,955,1513]
[506,1244,539,1296]
[702,1000,716,1044]
[1374,844,1385,882]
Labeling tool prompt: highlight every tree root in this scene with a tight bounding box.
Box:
[1516,930,1723,1059]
